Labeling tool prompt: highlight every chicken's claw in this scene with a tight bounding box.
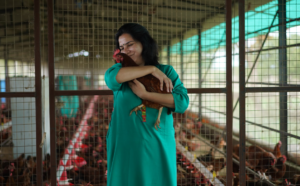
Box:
[154,107,163,130]
[130,104,144,116]
[154,121,161,130]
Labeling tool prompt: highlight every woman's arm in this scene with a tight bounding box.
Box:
[116,66,154,83]
[129,65,189,113]
[128,79,175,108]
[143,92,175,108]
[116,66,173,92]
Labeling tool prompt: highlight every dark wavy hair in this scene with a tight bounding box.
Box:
[115,23,159,66]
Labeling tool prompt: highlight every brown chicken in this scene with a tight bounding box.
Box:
[197,148,215,162]
[266,155,286,181]
[233,144,241,156]
[273,141,282,159]
[210,136,226,149]
[232,152,254,173]
[233,173,252,186]
[291,174,300,185]
[76,165,104,184]
[210,157,226,174]
[113,49,171,129]
[13,168,31,186]
[246,145,276,174]
[0,153,25,177]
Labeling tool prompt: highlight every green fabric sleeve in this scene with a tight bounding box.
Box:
[166,66,189,113]
[105,63,123,91]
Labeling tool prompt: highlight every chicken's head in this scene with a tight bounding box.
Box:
[271,158,276,166]
[281,155,287,163]
[113,49,123,63]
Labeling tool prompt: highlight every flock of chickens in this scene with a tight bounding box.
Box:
[173,111,300,186]
[0,98,300,185]
[0,105,12,145]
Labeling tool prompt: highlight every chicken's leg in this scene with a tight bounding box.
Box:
[154,107,163,130]
[130,104,144,116]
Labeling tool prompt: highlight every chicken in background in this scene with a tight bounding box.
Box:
[266,155,287,181]
[210,136,226,150]
[233,144,241,157]
[113,49,172,130]
[197,148,215,162]
[76,165,104,184]
[210,157,226,176]
[282,179,294,186]
[291,174,300,185]
[14,168,31,186]
[4,163,15,186]
[232,153,254,173]
[5,153,25,177]
[43,154,51,182]
[233,173,253,186]
[246,145,277,178]
[273,141,282,159]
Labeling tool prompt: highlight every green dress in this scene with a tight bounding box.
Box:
[105,63,189,186]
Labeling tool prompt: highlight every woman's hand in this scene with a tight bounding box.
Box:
[128,79,147,99]
[151,67,173,92]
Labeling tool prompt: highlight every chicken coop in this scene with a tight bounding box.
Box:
[0,0,300,185]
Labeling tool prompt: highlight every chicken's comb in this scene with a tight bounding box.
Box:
[282,155,287,161]
[285,179,289,185]
[113,49,121,63]
[272,159,276,165]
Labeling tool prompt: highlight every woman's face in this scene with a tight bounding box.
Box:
[118,33,145,66]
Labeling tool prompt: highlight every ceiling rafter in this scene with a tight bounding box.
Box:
[180,0,225,10]
[102,0,221,13]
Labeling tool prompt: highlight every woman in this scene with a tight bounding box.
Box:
[105,23,189,186]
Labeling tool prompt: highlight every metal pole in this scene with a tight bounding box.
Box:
[4,51,10,110]
[167,41,171,66]
[239,1,246,185]
[47,0,57,184]
[278,0,288,156]
[34,0,43,185]
[198,29,202,118]
[226,0,233,185]
[180,38,184,81]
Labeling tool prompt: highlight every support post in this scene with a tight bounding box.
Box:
[34,0,42,185]
[180,38,184,81]
[167,41,171,66]
[48,0,57,184]
[198,29,202,118]
[278,0,288,156]
[239,0,246,186]
[226,0,233,186]
[4,52,10,110]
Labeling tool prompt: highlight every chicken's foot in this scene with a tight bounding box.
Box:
[154,107,163,130]
[130,104,144,116]
[257,171,268,180]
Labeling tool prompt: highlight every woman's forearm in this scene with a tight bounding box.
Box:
[116,66,155,83]
[143,92,175,108]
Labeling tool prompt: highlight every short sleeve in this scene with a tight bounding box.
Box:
[105,63,123,91]
[165,66,189,113]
